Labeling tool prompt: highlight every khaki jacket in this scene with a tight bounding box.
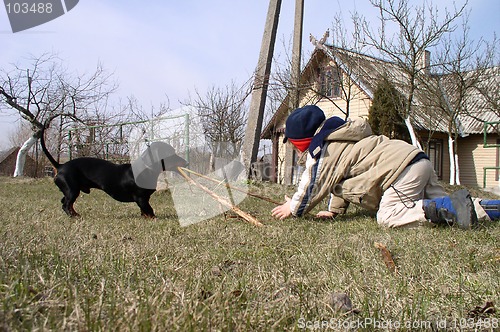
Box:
[290,118,422,216]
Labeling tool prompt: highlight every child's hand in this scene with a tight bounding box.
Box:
[271,196,292,220]
[315,211,338,219]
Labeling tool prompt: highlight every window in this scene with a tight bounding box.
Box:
[320,67,341,98]
[424,139,443,179]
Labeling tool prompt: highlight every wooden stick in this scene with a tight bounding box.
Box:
[177,167,264,227]
[179,167,282,205]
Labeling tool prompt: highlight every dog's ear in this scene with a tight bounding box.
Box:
[134,141,187,175]
[142,142,177,162]
[138,142,171,167]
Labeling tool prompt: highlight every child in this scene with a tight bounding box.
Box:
[271,105,499,228]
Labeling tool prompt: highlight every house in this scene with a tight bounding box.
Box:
[0,147,37,177]
[261,43,500,189]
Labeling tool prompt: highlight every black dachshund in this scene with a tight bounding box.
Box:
[40,126,187,218]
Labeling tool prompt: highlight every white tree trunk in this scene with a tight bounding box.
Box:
[404,116,422,149]
[209,152,215,172]
[454,153,461,185]
[13,135,37,177]
[448,135,456,185]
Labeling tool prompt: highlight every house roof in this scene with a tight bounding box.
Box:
[438,67,500,134]
[261,45,407,139]
[261,44,499,139]
[0,147,19,164]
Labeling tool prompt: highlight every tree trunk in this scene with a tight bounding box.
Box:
[448,135,457,185]
[13,135,37,177]
[404,116,422,149]
[455,153,461,185]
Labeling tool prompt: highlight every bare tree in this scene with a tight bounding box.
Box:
[69,96,173,160]
[184,81,250,170]
[8,121,32,148]
[362,0,467,148]
[0,53,117,176]
[420,15,499,185]
[266,37,295,116]
[467,36,500,119]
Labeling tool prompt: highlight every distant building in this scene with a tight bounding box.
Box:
[0,147,38,177]
[261,44,500,188]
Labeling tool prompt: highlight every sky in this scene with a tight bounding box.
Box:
[1,0,499,149]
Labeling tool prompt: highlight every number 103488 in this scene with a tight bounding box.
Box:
[5,2,53,14]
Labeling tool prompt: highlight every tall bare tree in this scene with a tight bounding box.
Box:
[362,0,467,148]
[0,53,116,176]
[420,15,499,185]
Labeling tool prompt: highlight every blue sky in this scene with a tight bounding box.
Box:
[1,0,499,148]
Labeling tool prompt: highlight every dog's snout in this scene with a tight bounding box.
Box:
[162,154,188,172]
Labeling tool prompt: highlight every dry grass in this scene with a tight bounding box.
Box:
[0,176,499,331]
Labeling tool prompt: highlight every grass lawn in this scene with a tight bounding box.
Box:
[0,176,499,331]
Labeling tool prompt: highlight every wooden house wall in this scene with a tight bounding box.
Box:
[458,134,499,188]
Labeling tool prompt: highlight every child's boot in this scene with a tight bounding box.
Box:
[423,189,477,229]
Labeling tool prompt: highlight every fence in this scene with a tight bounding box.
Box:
[67,114,191,164]
[65,113,234,176]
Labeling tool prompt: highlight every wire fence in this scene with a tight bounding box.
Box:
[65,112,228,175]
[67,114,189,160]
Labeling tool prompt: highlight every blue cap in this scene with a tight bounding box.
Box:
[284,105,325,142]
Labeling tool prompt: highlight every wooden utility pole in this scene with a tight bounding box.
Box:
[284,0,304,184]
[290,0,304,109]
[240,0,282,179]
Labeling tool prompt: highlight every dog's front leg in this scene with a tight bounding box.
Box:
[140,208,155,218]
[136,197,155,218]
[61,196,80,217]
[141,210,156,219]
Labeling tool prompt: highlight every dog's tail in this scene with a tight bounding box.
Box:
[39,124,61,169]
